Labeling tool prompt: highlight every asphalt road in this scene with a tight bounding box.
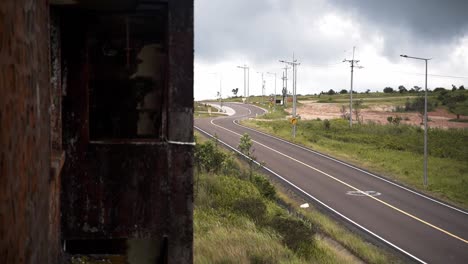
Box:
[195,102,468,264]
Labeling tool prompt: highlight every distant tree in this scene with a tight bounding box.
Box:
[327,89,336,95]
[365,89,371,94]
[452,84,458,91]
[340,105,349,120]
[353,99,364,124]
[433,87,446,93]
[232,88,239,97]
[383,87,394,93]
[439,91,468,119]
[339,89,348,94]
[459,85,465,90]
[450,100,468,119]
[413,86,422,93]
[398,85,407,93]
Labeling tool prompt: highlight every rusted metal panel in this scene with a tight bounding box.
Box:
[62,144,167,239]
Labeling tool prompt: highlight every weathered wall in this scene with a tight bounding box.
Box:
[0,1,58,263]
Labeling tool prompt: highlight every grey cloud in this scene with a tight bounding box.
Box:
[195,0,347,64]
[330,0,468,40]
[195,0,468,65]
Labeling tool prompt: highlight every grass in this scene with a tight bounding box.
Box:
[194,132,400,264]
[242,118,468,208]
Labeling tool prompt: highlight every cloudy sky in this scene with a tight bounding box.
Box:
[194,0,468,100]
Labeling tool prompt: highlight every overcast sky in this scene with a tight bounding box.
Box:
[194,0,468,100]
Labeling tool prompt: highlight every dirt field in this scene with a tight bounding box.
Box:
[290,100,468,129]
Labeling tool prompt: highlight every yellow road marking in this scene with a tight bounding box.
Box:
[210,119,468,244]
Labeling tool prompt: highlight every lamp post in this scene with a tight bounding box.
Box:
[237,65,249,101]
[257,72,265,104]
[267,72,277,110]
[280,55,300,138]
[400,54,431,188]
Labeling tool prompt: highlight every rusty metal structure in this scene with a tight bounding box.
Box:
[1,0,193,263]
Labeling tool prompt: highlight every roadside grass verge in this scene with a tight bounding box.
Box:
[194,132,400,263]
[242,118,468,208]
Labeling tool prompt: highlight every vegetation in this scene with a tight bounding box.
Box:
[243,118,468,208]
[194,134,398,263]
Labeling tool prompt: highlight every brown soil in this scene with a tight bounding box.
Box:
[288,101,468,129]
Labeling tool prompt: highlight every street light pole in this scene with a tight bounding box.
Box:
[237,64,249,101]
[257,72,265,104]
[280,55,300,138]
[267,72,277,110]
[400,54,431,188]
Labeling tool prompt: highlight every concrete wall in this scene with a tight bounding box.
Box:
[0,1,59,263]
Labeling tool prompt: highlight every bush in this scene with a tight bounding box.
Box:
[233,197,267,223]
[323,119,331,130]
[269,215,315,253]
[251,174,277,200]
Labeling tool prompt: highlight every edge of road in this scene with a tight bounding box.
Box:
[194,124,426,264]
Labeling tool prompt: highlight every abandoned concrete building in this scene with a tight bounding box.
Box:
[1,0,193,263]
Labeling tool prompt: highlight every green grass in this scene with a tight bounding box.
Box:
[242,118,468,208]
[194,133,400,263]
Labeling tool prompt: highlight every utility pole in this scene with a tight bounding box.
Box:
[257,72,265,104]
[343,47,363,128]
[280,55,300,138]
[267,72,277,110]
[282,65,290,106]
[237,64,249,101]
[400,54,431,188]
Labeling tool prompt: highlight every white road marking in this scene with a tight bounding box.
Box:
[347,190,382,197]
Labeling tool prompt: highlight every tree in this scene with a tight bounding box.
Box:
[450,100,468,119]
[398,85,407,93]
[238,133,256,178]
[232,88,239,97]
[383,87,394,93]
[340,105,349,120]
[339,89,348,94]
[365,89,370,94]
[452,84,457,91]
[353,99,364,124]
[413,86,421,93]
[459,85,465,90]
[433,87,446,93]
[327,89,336,95]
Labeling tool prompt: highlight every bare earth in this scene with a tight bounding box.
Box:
[288,100,468,129]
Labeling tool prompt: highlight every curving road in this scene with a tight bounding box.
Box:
[195,102,468,264]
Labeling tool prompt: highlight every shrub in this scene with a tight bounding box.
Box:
[269,215,315,253]
[323,119,331,130]
[251,174,277,200]
[233,197,267,224]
